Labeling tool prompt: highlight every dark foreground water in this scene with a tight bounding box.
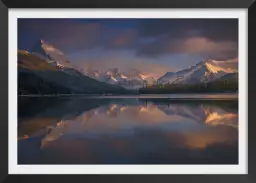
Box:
[18,94,238,164]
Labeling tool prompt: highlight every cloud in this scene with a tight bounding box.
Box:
[136,19,238,42]
[169,37,238,60]
[19,18,238,62]
[107,29,138,48]
[18,19,104,53]
[135,19,238,60]
[171,37,236,53]
[137,36,238,60]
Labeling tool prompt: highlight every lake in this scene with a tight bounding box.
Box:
[18,94,238,164]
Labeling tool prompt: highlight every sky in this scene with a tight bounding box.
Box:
[18,18,238,78]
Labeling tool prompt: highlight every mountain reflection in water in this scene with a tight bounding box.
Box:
[18,96,238,164]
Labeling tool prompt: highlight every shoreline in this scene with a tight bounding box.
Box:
[18,93,238,100]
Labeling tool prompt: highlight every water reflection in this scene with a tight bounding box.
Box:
[18,96,238,164]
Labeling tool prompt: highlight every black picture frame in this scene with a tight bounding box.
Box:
[0,0,253,182]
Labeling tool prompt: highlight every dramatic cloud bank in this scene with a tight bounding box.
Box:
[18,18,238,75]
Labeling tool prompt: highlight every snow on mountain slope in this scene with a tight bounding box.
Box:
[83,67,148,89]
[158,59,237,85]
[30,39,87,77]
[31,39,72,68]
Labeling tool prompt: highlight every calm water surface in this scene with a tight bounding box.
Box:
[18,94,238,164]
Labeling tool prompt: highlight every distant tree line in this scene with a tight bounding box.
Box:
[139,78,238,94]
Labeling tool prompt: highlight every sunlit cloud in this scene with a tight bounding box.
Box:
[18,18,238,71]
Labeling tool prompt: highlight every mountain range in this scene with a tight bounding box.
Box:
[76,59,238,89]
[82,67,156,89]
[18,40,129,95]
[157,59,238,85]
[80,57,238,89]
[18,39,238,94]
[31,40,151,88]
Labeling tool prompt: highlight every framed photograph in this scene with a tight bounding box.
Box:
[0,0,253,182]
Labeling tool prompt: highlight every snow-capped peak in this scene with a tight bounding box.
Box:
[157,59,238,85]
[82,67,150,89]
[29,39,88,77]
[204,59,237,73]
[205,62,224,74]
